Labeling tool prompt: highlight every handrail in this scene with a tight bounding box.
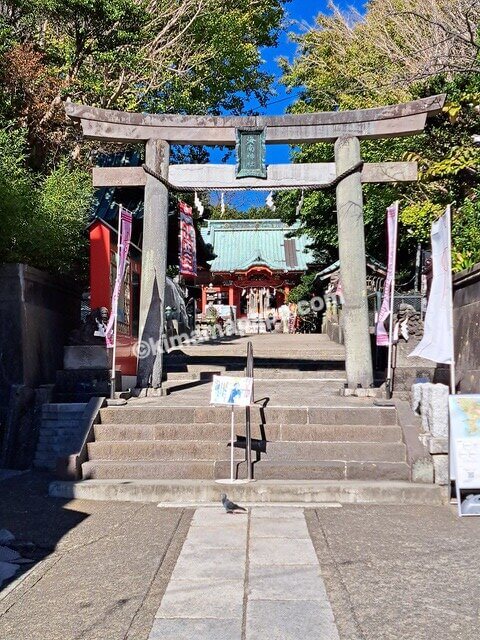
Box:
[245,341,254,481]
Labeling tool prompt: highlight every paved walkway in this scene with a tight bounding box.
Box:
[2,473,480,640]
[132,332,369,408]
[168,333,345,363]
[149,507,339,640]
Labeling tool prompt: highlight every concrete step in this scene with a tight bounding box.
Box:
[35,402,88,471]
[257,441,406,463]
[247,370,346,380]
[41,418,83,426]
[165,371,221,381]
[88,440,406,464]
[93,423,403,443]
[49,478,448,506]
[82,456,409,481]
[82,460,217,480]
[279,424,402,442]
[87,440,245,462]
[166,369,347,380]
[42,403,87,415]
[53,392,105,403]
[87,439,406,464]
[165,364,227,373]
[247,460,410,481]
[99,405,398,426]
[167,355,345,368]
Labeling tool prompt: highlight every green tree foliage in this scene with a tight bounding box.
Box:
[286,273,316,304]
[277,0,479,275]
[0,128,37,263]
[33,160,93,274]
[1,0,289,165]
[0,0,289,275]
[208,203,275,220]
[0,128,93,275]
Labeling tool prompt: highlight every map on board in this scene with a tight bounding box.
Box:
[449,395,480,438]
[449,395,480,489]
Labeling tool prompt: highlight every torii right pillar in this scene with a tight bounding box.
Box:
[335,136,373,389]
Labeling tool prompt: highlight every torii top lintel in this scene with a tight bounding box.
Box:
[65,95,445,146]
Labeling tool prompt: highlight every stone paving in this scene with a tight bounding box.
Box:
[2,473,480,640]
[149,506,340,640]
[168,333,346,362]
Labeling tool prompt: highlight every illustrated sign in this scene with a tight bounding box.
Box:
[210,375,253,407]
[179,201,197,277]
[449,394,480,516]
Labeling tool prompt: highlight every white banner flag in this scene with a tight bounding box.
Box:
[409,207,453,364]
[376,202,399,346]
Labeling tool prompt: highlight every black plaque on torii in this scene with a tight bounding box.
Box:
[235,128,267,179]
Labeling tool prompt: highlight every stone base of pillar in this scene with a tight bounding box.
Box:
[340,387,384,398]
[132,387,170,398]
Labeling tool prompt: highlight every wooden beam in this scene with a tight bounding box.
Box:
[66,95,445,145]
[92,162,417,189]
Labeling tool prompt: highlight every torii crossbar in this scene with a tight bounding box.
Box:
[65,95,445,391]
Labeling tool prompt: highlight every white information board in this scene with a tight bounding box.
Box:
[449,394,480,516]
[210,375,253,407]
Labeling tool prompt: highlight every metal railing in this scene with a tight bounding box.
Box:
[245,341,254,481]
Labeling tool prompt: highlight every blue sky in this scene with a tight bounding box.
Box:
[209,0,364,210]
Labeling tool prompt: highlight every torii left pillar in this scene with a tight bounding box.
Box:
[136,139,169,390]
[335,136,373,389]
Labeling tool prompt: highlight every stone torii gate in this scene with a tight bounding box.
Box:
[65,94,445,391]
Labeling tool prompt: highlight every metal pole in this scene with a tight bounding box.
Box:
[386,201,399,397]
[110,207,122,399]
[445,204,456,507]
[230,405,235,482]
[414,242,422,293]
[245,341,253,481]
[446,204,456,394]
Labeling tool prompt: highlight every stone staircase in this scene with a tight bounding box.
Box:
[34,403,88,470]
[82,404,411,482]
[48,336,446,505]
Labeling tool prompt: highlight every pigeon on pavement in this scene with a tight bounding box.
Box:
[221,493,247,514]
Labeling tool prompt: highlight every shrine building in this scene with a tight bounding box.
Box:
[199,219,315,326]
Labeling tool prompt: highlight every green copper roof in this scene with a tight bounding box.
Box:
[200,219,315,273]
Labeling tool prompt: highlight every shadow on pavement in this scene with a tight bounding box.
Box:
[0,471,89,591]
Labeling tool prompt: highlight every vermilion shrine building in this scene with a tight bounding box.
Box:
[198,219,315,323]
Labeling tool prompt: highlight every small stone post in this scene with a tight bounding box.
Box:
[137,139,169,390]
[335,136,374,388]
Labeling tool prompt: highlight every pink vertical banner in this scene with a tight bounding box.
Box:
[105,206,133,348]
[376,202,399,346]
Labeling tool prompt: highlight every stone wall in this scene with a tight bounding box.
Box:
[411,383,449,485]
[453,263,480,393]
[0,264,81,468]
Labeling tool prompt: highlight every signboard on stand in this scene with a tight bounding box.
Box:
[449,395,480,516]
[210,375,253,407]
[211,375,253,485]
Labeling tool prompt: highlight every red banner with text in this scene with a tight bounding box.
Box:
[179,202,197,277]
